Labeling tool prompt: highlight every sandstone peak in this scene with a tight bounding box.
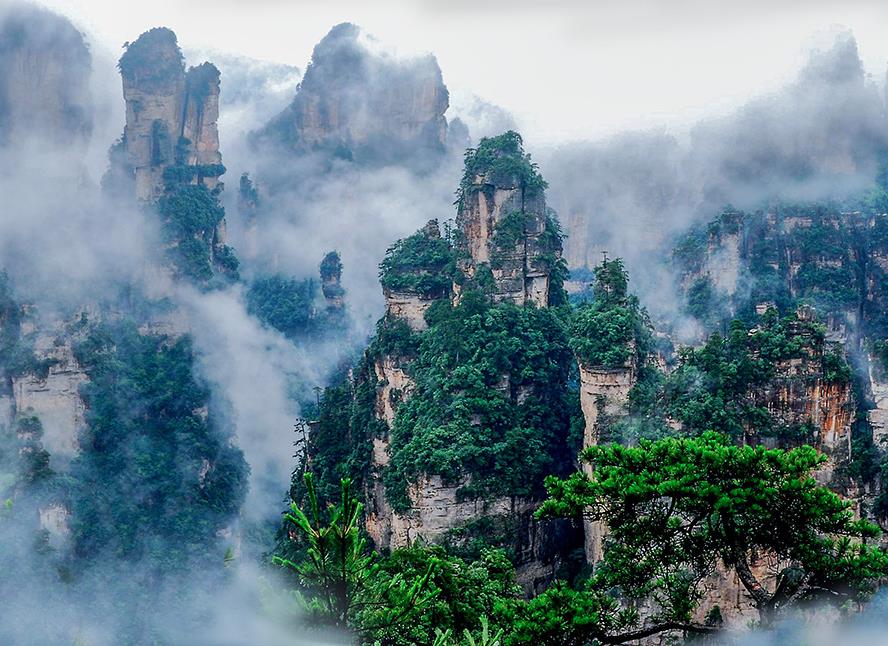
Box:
[320,251,345,311]
[0,4,92,148]
[254,23,449,165]
[455,131,562,307]
[114,27,224,201]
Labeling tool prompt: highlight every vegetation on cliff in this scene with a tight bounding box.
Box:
[457,131,548,202]
[379,223,454,297]
[69,322,248,573]
[383,293,576,511]
[277,474,523,645]
[158,143,238,283]
[118,27,184,85]
[279,432,888,645]
[664,310,845,444]
[570,258,652,369]
[675,204,888,334]
[539,432,888,629]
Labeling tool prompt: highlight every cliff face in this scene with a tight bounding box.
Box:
[753,311,854,453]
[576,361,636,562]
[254,23,449,164]
[455,132,562,307]
[0,5,92,148]
[381,220,449,332]
[676,207,883,470]
[360,159,576,590]
[12,330,87,467]
[117,28,224,202]
[456,184,554,307]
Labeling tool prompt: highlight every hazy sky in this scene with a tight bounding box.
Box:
[31,0,888,143]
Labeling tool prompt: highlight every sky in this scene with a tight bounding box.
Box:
[29,0,888,145]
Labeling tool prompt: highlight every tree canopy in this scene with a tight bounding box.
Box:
[539,432,888,626]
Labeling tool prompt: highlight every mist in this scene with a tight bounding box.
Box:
[541,28,888,328]
[3,1,888,644]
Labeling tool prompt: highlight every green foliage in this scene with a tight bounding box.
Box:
[213,243,240,276]
[364,546,520,646]
[823,348,853,384]
[276,474,439,634]
[0,413,53,496]
[570,259,651,369]
[68,322,248,572]
[0,275,54,382]
[292,354,386,510]
[458,131,547,203]
[384,297,570,509]
[539,432,888,625]
[685,276,719,326]
[379,226,454,297]
[12,414,52,487]
[664,312,837,444]
[118,27,184,85]
[157,182,237,282]
[370,315,422,358]
[320,251,342,282]
[383,298,575,511]
[676,205,878,328]
[295,380,377,507]
[542,212,570,307]
[185,61,219,105]
[160,183,224,234]
[502,581,636,646]
[246,274,343,340]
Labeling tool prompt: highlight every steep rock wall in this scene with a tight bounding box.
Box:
[456,180,554,307]
[0,5,92,148]
[118,28,224,201]
[577,361,636,563]
[12,337,86,467]
[255,23,448,163]
[383,293,435,332]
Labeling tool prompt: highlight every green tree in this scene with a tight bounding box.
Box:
[362,546,520,645]
[275,473,438,633]
[539,432,888,627]
[570,258,652,369]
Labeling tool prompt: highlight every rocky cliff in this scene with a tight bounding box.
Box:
[455,131,563,307]
[253,23,449,165]
[110,27,237,283]
[675,206,886,475]
[576,361,636,562]
[116,27,225,202]
[0,4,92,148]
[316,134,577,591]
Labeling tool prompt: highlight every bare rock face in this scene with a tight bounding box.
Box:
[384,293,435,332]
[13,338,86,466]
[751,311,854,456]
[254,23,449,164]
[868,360,888,446]
[0,4,92,148]
[373,355,413,428]
[455,136,560,307]
[117,28,224,201]
[576,360,637,563]
[365,354,415,549]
